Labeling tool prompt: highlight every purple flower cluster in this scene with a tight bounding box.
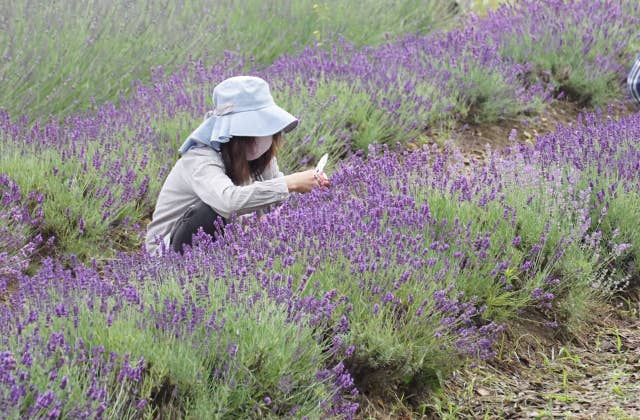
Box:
[479,0,640,104]
[1,247,360,418]
[0,174,43,288]
[269,26,547,126]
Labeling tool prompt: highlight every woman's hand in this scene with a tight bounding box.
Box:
[284,169,330,193]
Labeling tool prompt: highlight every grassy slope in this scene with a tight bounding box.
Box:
[0,0,457,120]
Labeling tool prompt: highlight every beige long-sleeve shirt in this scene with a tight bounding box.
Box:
[145,146,289,255]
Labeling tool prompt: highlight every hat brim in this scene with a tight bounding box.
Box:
[228,104,299,137]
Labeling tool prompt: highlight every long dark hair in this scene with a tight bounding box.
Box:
[220,132,282,185]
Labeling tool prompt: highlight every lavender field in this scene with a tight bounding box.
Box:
[1,0,640,418]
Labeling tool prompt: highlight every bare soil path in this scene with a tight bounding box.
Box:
[441,299,640,419]
[450,99,638,162]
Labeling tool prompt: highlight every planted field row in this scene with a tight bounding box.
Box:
[1,0,637,259]
[2,109,639,417]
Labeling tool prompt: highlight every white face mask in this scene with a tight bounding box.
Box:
[246,135,273,161]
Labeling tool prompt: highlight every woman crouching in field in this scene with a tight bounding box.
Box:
[145,76,329,255]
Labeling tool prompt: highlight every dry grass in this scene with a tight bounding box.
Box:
[433,296,640,419]
[355,294,640,419]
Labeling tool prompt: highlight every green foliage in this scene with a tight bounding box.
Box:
[456,0,507,16]
[490,1,639,107]
[11,272,338,419]
[0,0,457,120]
[406,157,640,332]
[273,79,427,172]
[0,142,163,260]
[462,69,544,124]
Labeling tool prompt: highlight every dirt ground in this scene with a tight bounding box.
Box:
[439,295,640,419]
[359,298,640,419]
[449,99,638,163]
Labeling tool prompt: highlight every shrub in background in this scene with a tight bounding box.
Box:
[0,0,457,119]
[480,0,640,106]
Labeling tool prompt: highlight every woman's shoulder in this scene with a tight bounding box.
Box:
[182,146,223,162]
[179,146,225,172]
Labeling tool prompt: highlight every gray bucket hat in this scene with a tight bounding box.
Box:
[178,76,299,153]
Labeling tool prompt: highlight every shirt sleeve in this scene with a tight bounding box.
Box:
[190,158,290,219]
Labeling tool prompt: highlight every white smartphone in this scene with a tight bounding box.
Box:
[315,153,328,173]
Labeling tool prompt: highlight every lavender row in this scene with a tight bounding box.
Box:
[1,253,359,418]
[1,0,637,259]
[3,106,640,416]
[479,0,640,105]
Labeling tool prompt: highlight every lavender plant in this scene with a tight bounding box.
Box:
[0,175,43,285]
[2,1,640,416]
[480,0,640,105]
[1,252,359,418]
[3,0,636,261]
[0,0,457,119]
[0,120,157,259]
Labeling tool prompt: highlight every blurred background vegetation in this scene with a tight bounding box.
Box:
[0,0,464,120]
